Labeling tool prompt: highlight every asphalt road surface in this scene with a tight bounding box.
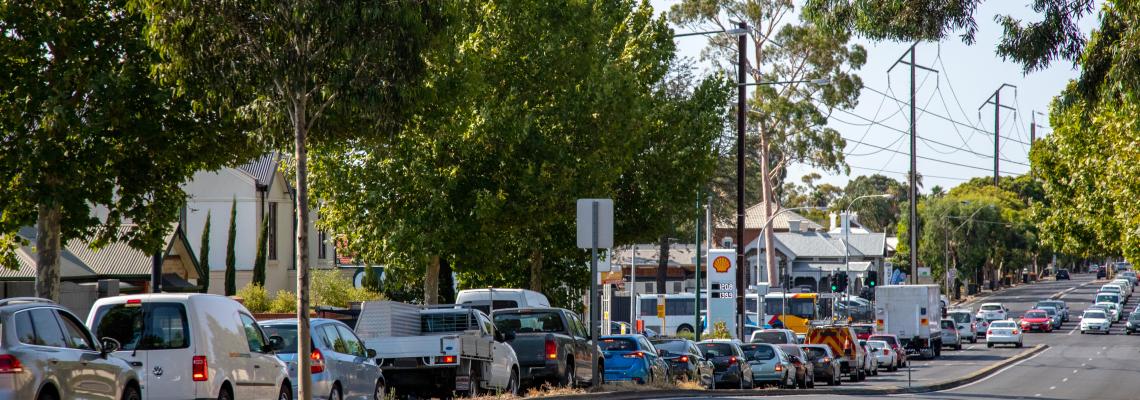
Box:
[661,272,1140,399]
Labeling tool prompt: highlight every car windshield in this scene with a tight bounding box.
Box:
[1130,313,1140,322]
[1085,311,1107,319]
[259,324,299,354]
[949,312,971,323]
[1041,308,1057,316]
[851,326,873,335]
[990,321,1016,328]
[1097,295,1119,303]
[981,305,1002,311]
[698,343,735,358]
[740,344,776,361]
[1102,287,1120,292]
[492,311,563,334]
[751,331,791,344]
[90,302,190,351]
[652,340,689,354]
[599,338,638,352]
[1024,312,1047,319]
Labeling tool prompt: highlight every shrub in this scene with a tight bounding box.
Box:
[676,330,695,341]
[237,284,269,313]
[312,269,383,308]
[706,321,732,339]
[269,290,297,313]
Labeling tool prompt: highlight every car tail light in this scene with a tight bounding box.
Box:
[822,357,831,363]
[774,363,783,372]
[883,349,889,355]
[1012,329,1019,335]
[728,356,737,365]
[311,349,326,374]
[624,351,645,359]
[436,355,457,364]
[545,338,558,360]
[0,355,23,374]
[192,356,208,381]
[679,355,689,363]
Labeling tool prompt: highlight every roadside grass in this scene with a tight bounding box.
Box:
[469,378,708,399]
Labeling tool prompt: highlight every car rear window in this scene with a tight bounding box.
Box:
[698,343,735,357]
[740,344,775,360]
[1084,311,1106,320]
[492,311,563,334]
[981,305,1001,311]
[851,326,873,335]
[260,324,299,354]
[990,321,1016,328]
[940,320,955,329]
[91,302,190,351]
[801,346,828,359]
[869,335,897,345]
[599,338,638,351]
[652,340,689,354]
[751,331,790,344]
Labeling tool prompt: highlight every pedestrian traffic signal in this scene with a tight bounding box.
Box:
[868,271,878,287]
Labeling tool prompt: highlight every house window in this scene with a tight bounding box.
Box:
[318,231,327,259]
[268,202,278,260]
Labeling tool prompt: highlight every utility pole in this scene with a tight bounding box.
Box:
[979,84,1017,186]
[1030,111,1044,179]
[694,192,702,341]
[888,43,937,284]
[735,21,748,339]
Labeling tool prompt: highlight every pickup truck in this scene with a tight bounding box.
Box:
[355,302,520,398]
[491,307,602,387]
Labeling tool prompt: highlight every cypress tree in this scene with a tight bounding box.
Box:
[252,214,268,286]
[225,198,237,296]
[199,211,211,293]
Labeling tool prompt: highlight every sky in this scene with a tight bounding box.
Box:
[650,0,1103,193]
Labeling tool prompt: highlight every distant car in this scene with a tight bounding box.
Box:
[600,335,669,384]
[1096,293,1125,310]
[940,319,963,350]
[976,303,1009,321]
[1080,310,1112,335]
[1018,309,1054,333]
[259,318,386,400]
[850,324,875,341]
[868,334,908,368]
[1034,300,1070,322]
[1037,306,1063,330]
[1126,310,1140,335]
[0,298,141,400]
[866,340,898,372]
[1093,302,1122,322]
[697,340,754,389]
[1056,269,1070,280]
[857,341,877,376]
[986,320,1023,348]
[777,344,815,388]
[947,309,978,344]
[1112,279,1134,297]
[741,343,796,388]
[650,338,714,387]
[750,329,798,344]
[800,344,842,386]
[1097,266,1108,279]
[1119,271,1137,286]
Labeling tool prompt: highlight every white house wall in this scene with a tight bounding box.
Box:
[183,169,260,275]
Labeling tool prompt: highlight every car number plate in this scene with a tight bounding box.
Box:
[456,376,471,391]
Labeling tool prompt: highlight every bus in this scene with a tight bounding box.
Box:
[762,292,835,335]
[637,293,705,335]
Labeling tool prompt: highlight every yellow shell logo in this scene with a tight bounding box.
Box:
[712,256,732,273]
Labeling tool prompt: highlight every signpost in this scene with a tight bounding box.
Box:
[706,248,738,338]
[577,198,613,387]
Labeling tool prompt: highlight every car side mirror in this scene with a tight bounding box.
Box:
[100,337,121,355]
[367,348,377,358]
[267,335,285,352]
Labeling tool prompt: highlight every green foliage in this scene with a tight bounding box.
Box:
[199,212,211,294]
[362,265,382,293]
[706,321,733,339]
[237,284,270,313]
[269,290,298,314]
[801,0,1095,73]
[837,174,908,235]
[676,330,696,341]
[252,215,268,287]
[225,199,237,297]
[311,269,383,309]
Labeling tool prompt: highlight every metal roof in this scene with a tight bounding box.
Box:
[236,153,280,188]
[792,261,873,274]
[716,202,825,231]
[749,231,886,259]
[65,225,178,277]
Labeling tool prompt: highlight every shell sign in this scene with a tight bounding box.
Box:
[712,256,733,273]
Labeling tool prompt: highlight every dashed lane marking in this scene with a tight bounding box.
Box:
[1050,386,1057,390]
[1063,378,1069,382]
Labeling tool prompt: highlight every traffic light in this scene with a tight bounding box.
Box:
[837,271,849,293]
[830,274,839,292]
[868,271,878,287]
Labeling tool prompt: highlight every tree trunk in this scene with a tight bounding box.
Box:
[529,248,543,292]
[760,131,778,289]
[439,258,455,304]
[35,203,62,301]
[293,99,313,400]
[425,255,440,305]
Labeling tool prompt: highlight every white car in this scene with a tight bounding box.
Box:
[866,340,898,372]
[1080,309,1112,334]
[1096,302,1123,322]
[1095,292,1125,311]
[1111,279,1133,297]
[1100,284,1125,300]
[947,309,978,343]
[89,294,292,400]
[976,303,1008,321]
[986,320,1023,348]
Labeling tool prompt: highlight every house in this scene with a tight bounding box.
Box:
[181,153,334,295]
[746,217,887,293]
[609,244,704,296]
[713,201,826,250]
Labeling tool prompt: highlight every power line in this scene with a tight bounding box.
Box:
[848,165,972,182]
[842,134,1016,172]
[862,85,1032,146]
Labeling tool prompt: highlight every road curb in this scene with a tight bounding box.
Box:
[547,344,1049,399]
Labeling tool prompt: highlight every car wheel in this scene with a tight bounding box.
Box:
[122,385,141,400]
[1016,342,1023,348]
[559,360,575,387]
[279,385,292,400]
[329,386,341,400]
[807,375,815,388]
[217,387,233,400]
[987,342,994,348]
[955,344,962,351]
[37,389,58,400]
[373,380,386,400]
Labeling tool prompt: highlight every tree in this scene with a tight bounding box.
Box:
[225,199,237,297]
[836,174,907,235]
[802,0,1096,73]
[310,0,731,306]
[671,0,866,287]
[199,212,211,293]
[0,0,255,300]
[252,214,268,287]
[134,1,447,394]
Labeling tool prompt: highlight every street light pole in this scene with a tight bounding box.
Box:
[735,21,748,340]
[844,194,893,295]
[751,205,826,329]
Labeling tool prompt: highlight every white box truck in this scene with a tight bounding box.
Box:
[874,285,943,359]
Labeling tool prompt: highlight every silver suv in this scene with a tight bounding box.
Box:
[0,298,140,400]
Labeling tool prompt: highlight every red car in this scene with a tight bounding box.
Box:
[1019,309,1054,332]
[868,334,908,368]
[851,324,875,341]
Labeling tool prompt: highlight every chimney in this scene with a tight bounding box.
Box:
[788,219,802,233]
[829,212,838,230]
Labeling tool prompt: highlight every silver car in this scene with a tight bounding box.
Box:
[940,319,962,350]
[260,318,386,400]
[0,298,140,400]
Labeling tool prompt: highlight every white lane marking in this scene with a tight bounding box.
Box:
[1035,394,1042,397]
[1073,369,1079,374]
[1063,378,1069,382]
[1102,346,1107,350]
[1088,357,1093,361]
[1081,363,1086,367]
[945,347,1050,392]
[1050,386,1057,390]
[1068,327,1077,335]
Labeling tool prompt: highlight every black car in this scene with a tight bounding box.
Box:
[1126,311,1140,335]
[777,344,815,388]
[801,344,842,386]
[1097,266,1108,279]
[1056,269,1070,280]
[697,340,754,389]
[651,338,715,388]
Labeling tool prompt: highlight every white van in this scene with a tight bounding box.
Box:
[87,294,291,400]
[455,288,550,314]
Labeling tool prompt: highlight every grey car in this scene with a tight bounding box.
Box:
[1037,306,1063,329]
[940,319,962,350]
[260,318,385,400]
[1035,300,1069,322]
[0,297,140,400]
[741,343,796,388]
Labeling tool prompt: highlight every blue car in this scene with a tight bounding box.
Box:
[259,318,386,400]
[599,335,669,384]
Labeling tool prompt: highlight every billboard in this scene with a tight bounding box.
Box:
[706,249,737,338]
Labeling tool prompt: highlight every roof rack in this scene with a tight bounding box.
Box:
[0,297,56,307]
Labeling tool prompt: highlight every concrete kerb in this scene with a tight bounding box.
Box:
[546,344,1049,399]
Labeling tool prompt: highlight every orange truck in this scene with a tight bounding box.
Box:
[806,325,870,382]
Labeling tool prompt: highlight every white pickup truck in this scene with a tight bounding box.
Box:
[355,301,520,398]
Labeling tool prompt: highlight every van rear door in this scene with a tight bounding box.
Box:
[90,300,194,400]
